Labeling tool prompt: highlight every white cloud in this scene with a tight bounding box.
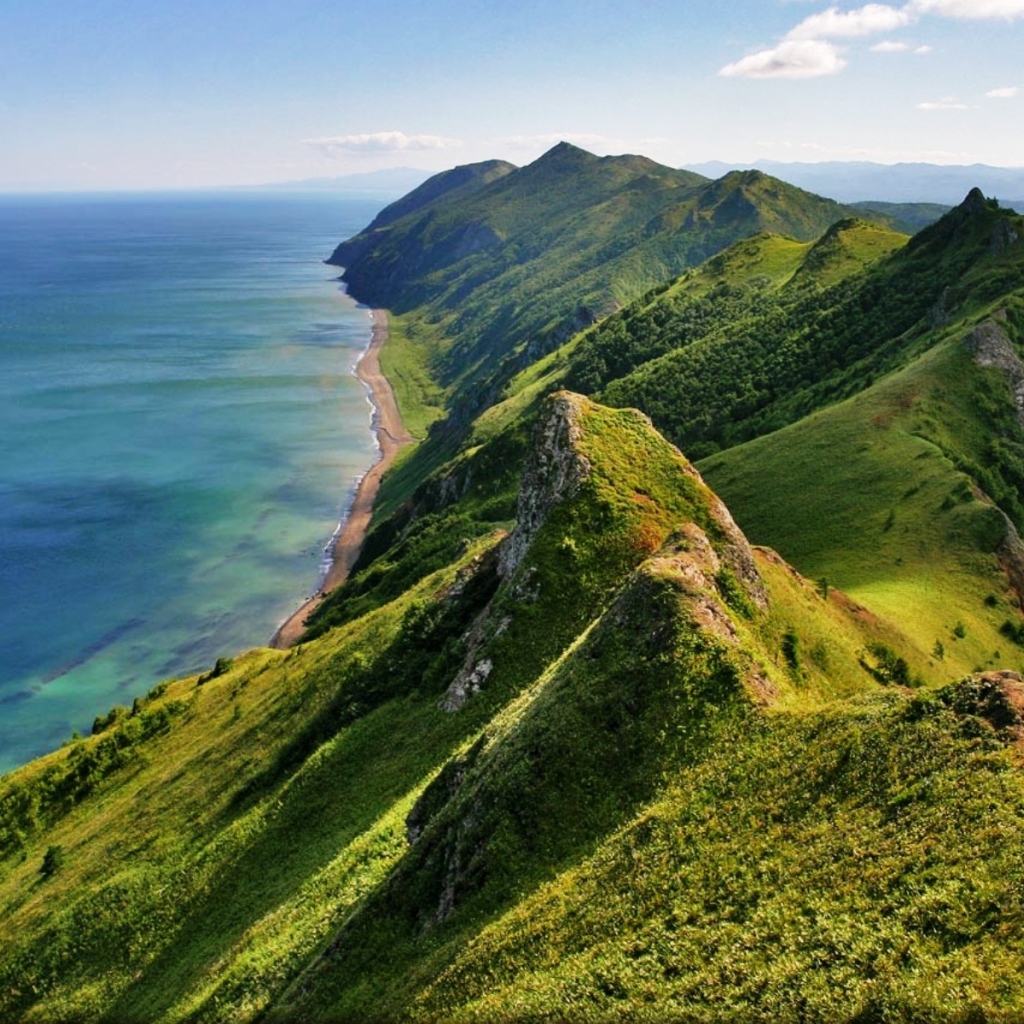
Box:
[917,96,971,109]
[304,131,462,157]
[719,39,848,79]
[986,85,1021,98]
[907,0,1024,17]
[721,0,1023,84]
[912,0,1024,16]
[787,4,911,38]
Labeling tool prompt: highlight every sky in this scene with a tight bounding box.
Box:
[2,0,1024,191]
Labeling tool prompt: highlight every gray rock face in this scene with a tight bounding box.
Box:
[441,393,594,713]
[682,462,769,611]
[963,316,1024,606]
[497,392,592,581]
[965,318,1024,428]
[439,656,493,714]
[991,217,1020,254]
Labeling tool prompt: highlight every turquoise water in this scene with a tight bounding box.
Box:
[0,192,387,773]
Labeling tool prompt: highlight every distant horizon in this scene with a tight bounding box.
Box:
[6,151,1024,200]
[4,148,1024,210]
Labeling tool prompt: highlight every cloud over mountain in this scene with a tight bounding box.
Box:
[305,131,463,157]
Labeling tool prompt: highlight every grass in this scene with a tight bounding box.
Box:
[0,542,499,1023]
[401,687,1024,1023]
[5,381,1024,1022]
[700,333,1021,681]
[378,312,448,441]
[3,187,1024,1024]
[750,548,909,702]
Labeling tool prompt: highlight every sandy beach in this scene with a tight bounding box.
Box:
[270,309,414,649]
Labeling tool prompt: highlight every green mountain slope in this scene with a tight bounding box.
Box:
[3,392,996,1024]
[329,144,870,422]
[701,323,1024,679]
[5,158,1024,1023]
[7,394,1024,1022]
[560,217,909,403]
[359,680,1024,1023]
[518,190,1024,679]
[564,192,1023,464]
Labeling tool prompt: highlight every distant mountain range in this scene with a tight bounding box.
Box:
[257,161,1024,210]
[684,159,1024,208]
[255,166,433,194]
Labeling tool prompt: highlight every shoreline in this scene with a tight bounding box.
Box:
[270,308,414,649]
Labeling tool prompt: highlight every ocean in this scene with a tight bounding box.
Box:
[0,191,388,774]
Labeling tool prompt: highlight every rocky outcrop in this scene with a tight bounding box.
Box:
[996,518,1024,610]
[440,391,769,712]
[964,317,1024,428]
[940,670,1024,747]
[991,217,1021,254]
[441,394,594,711]
[497,392,593,581]
[682,462,769,611]
[440,654,494,714]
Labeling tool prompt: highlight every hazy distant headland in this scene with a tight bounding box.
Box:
[685,159,1024,209]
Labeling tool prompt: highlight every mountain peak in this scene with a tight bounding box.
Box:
[906,183,1012,256]
[964,186,988,212]
[530,141,600,167]
[547,140,594,157]
[718,169,769,187]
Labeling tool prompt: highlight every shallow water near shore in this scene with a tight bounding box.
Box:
[0,191,386,773]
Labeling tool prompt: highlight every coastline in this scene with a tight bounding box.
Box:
[270,308,414,649]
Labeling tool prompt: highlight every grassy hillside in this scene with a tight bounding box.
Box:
[700,331,1024,680]
[329,144,873,423]
[11,392,1014,1023]
[365,679,1024,1023]
[590,195,1024,460]
[4,160,1024,1023]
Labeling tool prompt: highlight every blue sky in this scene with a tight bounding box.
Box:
[2,0,1023,190]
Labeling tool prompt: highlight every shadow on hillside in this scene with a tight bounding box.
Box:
[101,694,476,1022]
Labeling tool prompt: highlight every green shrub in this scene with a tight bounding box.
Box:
[782,628,800,670]
[39,844,64,878]
[865,642,911,686]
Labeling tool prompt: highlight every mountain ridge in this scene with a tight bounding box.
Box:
[685,158,1024,206]
[4,148,1024,1021]
[327,143,890,441]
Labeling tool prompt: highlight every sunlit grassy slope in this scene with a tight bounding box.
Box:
[700,325,1024,661]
